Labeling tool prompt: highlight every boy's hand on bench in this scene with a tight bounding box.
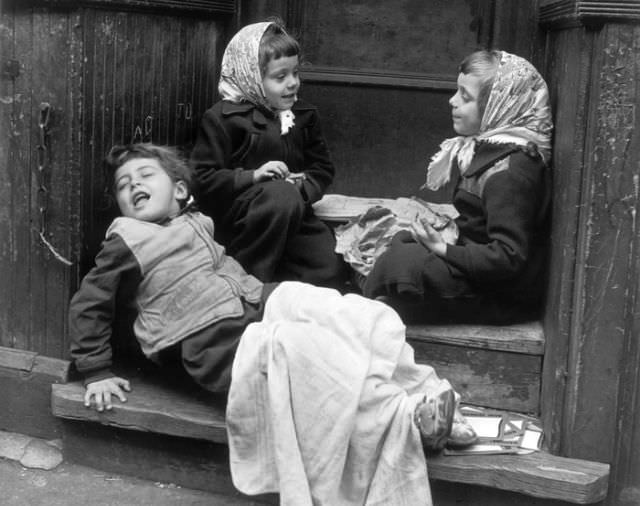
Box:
[84,377,131,412]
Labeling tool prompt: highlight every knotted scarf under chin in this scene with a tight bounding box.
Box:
[423,51,553,191]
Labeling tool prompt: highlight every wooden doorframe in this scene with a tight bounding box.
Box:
[540,2,640,503]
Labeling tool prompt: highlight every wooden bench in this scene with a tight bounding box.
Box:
[320,199,545,412]
[407,320,544,413]
[51,327,609,505]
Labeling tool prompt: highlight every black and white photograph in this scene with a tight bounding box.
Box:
[0,0,636,504]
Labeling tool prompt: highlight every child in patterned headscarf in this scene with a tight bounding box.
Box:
[190,21,346,288]
[364,50,553,324]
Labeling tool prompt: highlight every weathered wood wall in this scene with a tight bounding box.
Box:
[0,6,83,358]
[76,6,227,272]
[539,24,594,458]
[0,1,231,356]
[539,1,640,504]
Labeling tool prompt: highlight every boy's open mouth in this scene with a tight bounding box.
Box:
[132,191,150,207]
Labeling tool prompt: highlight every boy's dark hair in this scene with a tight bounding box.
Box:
[258,21,300,76]
[458,50,500,118]
[105,143,194,201]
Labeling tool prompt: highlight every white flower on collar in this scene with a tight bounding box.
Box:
[279,110,295,135]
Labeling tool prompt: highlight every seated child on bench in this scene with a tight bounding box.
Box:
[69,143,475,506]
[363,50,553,324]
[190,20,345,288]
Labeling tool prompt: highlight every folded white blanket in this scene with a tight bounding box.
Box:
[227,281,449,505]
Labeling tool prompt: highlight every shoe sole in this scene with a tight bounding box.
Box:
[446,432,479,448]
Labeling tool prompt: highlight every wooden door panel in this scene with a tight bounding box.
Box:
[0,2,231,356]
[0,6,82,356]
[297,0,489,75]
[79,8,225,269]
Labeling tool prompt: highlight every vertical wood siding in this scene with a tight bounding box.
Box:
[79,8,223,273]
[0,7,82,357]
[568,22,640,490]
[540,25,595,455]
[540,14,640,505]
[0,4,226,357]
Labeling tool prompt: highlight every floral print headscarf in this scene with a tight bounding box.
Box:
[425,51,553,190]
[218,22,272,109]
[218,21,297,134]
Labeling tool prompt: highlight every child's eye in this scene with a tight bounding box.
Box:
[116,181,128,192]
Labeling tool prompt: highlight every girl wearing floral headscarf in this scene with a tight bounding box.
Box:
[364,50,553,324]
[190,21,345,288]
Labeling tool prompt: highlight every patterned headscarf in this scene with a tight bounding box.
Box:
[218,22,271,108]
[218,21,296,134]
[424,51,553,190]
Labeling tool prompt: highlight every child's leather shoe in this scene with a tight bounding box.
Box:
[414,385,455,451]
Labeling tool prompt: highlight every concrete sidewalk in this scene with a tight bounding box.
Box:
[0,430,262,506]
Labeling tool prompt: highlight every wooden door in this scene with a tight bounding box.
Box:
[0,4,82,357]
[0,0,233,357]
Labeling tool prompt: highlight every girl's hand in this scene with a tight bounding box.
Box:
[254,161,290,182]
[84,377,131,412]
[411,218,447,256]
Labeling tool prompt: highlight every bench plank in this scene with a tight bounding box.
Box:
[51,379,608,504]
[406,321,544,355]
[411,341,541,413]
[52,380,228,442]
[428,452,609,504]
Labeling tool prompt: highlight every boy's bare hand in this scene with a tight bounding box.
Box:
[84,377,131,412]
[254,161,290,182]
[411,218,447,257]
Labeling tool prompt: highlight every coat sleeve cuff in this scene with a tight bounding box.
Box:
[444,243,470,274]
[301,177,322,204]
[82,368,116,387]
[234,169,255,192]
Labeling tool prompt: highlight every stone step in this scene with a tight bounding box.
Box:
[51,371,609,505]
[406,321,544,413]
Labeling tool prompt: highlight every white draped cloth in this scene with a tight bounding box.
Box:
[226,281,451,505]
